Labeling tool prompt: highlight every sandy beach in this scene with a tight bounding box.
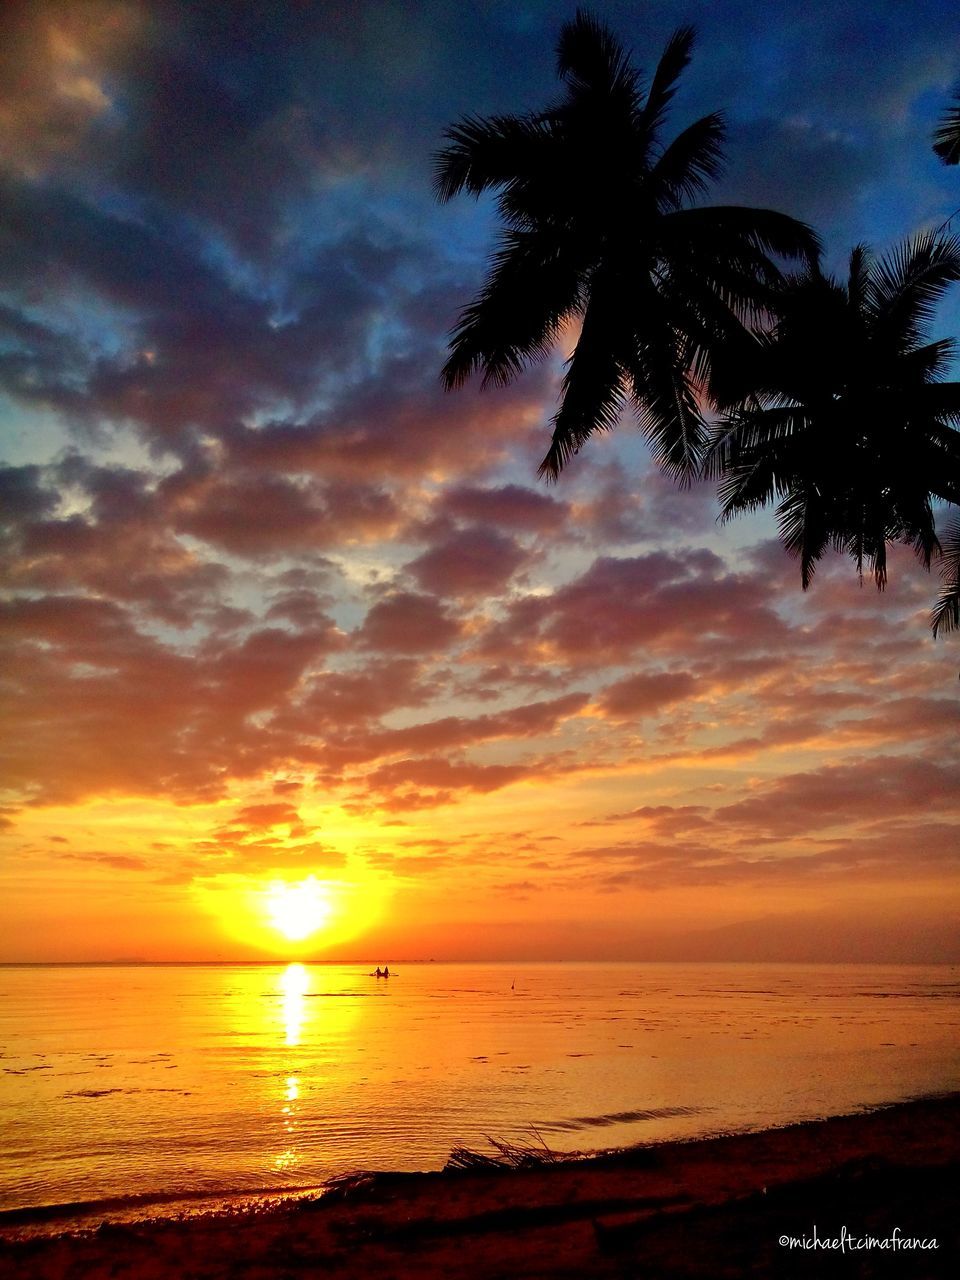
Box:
[2,1093,957,1279]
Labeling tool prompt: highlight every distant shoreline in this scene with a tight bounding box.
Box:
[2,1093,958,1277]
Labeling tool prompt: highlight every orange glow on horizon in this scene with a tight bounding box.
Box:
[183,868,391,959]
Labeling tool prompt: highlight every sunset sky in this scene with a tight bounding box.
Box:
[2,0,959,963]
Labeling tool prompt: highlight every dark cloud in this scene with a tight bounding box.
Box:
[714,755,960,838]
[569,461,720,547]
[171,469,401,556]
[434,483,568,533]
[0,464,61,523]
[597,671,698,720]
[359,756,537,812]
[476,550,792,669]
[0,596,342,804]
[357,590,464,653]
[587,804,713,833]
[358,692,589,761]
[406,526,529,598]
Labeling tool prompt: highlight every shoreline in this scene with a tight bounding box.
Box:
[2,1092,958,1277]
[1,1090,951,1238]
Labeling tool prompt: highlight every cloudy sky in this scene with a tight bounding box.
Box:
[2,0,959,962]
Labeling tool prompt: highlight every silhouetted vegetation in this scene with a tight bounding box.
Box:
[934,88,960,166]
[706,234,960,629]
[446,1131,576,1171]
[438,9,960,639]
[435,10,818,482]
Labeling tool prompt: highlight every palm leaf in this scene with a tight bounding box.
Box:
[538,286,627,479]
[932,516,960,635]
[868,233,960,350]
[640,26,696,136]
[777,487,831,588]
[434,114,551,203]
[441,227,586,389]
[846,243,871,317]
[555,8,639,102]
[662,205,821,269]
[933,90,960,164]
[650,113,726,209]
[625,286,706,479]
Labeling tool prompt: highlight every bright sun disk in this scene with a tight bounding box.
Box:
[265,877,332,941]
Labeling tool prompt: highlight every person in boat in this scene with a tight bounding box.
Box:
[383,965,390,977]
[374,966,382,977]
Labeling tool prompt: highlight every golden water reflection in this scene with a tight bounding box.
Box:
[279,962,309,1047]
[272,1070,299,1172]
[274,965,309,1171]
[250,964,365,1176]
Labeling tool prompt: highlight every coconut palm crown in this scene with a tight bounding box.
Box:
[706,233,960,631]
[434,10,820,481]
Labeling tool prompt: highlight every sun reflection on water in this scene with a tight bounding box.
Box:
[274,965,310,1172]
[261,963,365,1177]
[279,962,309,1047]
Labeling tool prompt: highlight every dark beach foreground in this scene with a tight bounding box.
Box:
[2,1094,958,1279]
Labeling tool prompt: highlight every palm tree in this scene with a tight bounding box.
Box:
[435,10,819,481]
[707,233,960,623]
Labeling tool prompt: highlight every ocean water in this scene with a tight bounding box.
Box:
[1,962,958,1225]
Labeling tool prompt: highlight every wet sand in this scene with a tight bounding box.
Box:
[2,1093,958,1278]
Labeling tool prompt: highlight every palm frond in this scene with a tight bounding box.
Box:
[442,228,586,389]
[933,90,960,164]
[710,405,813,488]
[847,243,871,316]
[924,437,960,506]
[538,289,627,479]
[777,488,830,589]
[625,292,707,480]
[556,9,639,103]
[715,451,786,516]
[650,113,726,208]
[869,232,960,349]
[640,26,696,135]
[656,208,819,348]
[895,338,958,385]
[932,516,960,635]
[434,114,551,202]
[907,499,941,570]
[663,205,821,267]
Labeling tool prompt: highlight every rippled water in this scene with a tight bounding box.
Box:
[1,962,958,1221]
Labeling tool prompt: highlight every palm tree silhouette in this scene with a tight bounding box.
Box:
[707,233,960,628]
[435,10,819,481]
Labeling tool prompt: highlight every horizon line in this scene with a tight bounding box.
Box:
[1,957,957,967]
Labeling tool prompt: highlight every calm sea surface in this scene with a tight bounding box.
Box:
[1,962,958,1225]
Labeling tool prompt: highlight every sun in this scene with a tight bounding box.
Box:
[265,877,332,942]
